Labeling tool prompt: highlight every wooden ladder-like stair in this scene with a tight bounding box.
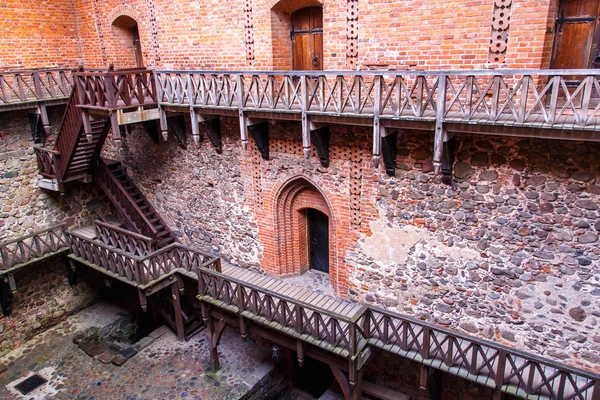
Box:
[95,159,176,248]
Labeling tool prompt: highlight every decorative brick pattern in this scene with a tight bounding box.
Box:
[346,0,359,69]
[488,0,513,64]
[251,145,263,208]
[244,0,256,65]
[348,146,363,227]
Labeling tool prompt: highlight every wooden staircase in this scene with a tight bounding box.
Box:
[153,287,205,341]
[95,159,176,248]
[34,88,111,192]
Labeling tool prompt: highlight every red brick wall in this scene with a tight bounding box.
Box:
[0,0,562,72]
[0,0,81,70]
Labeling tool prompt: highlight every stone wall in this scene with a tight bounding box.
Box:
[114,119,599,371]
[0,108,113,242]
[0,255,98,352]
[106,119,263,268]
[346,132,600,371]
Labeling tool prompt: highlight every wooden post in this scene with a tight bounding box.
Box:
[172,279,185,341]
[236,75,248,150]
[579,75,594,126]
[372,75,382,168]
[433,75,447,175]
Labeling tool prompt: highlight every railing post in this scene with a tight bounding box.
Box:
[301,75,311,159]
[494,350,507,399]
[237,74,248,150]
[33,72,44,100]
[579,75,594,126]
[518,75,530,124]
[433,74,447,175]
[548,76,561,125]
[372,75,382,168]
[591,380,600,400]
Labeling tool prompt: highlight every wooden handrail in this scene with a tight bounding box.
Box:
[95,159,159,238]
[33,147,60,155]
[0,69,74,105]
[0,224,68,271]
[197,268,600,400]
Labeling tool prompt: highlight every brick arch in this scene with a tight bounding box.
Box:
[265,176,339,285]
[107,5,143,27]
[270,0,323,14]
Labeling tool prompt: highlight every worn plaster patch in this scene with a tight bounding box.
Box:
[362,218,478,265]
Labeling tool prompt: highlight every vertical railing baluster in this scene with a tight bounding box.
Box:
[295,304,303,334]
[494,350,507,399]
[579,75,594,126]
[491,75,501,121]
[518,75,530,124]
[372,75,382,168]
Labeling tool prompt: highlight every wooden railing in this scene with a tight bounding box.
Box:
[33,147,60,179]
[198,269,600,400]
[68,231,219,286]
[75,68,157,110]
[198,268,364,357]
[33,87,83,183]
[94,159,160,240]
[0,68,74,106]
[359,307,600,400]
[94,220,156,257]
[0,224,69,272]
[155,69,600,129]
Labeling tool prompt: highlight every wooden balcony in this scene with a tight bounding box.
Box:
[2,223,600,400]
[155,69,600,178]
[0,68,75,111]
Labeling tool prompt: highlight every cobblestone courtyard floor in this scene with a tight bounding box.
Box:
[0,302,276,400]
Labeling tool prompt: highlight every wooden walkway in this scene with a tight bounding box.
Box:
[221,262,361,318]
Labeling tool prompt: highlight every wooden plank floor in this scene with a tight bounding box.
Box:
[69,225,97,240]
[221,262,361,318]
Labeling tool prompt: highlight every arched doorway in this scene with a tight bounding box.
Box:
[111,15,144,68]
[551,0,600,69]
[307,208,329,273]
[291,7,323,70]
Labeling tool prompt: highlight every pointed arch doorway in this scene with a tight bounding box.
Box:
[111,15,145,68]
[307,208,329,273]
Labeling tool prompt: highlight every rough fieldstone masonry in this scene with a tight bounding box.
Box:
[102,118,600,371]
[2,0,600,392]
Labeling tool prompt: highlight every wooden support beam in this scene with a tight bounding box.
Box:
[159,106,169,141]
[420,366,442,400]
[28,112,45,144]
[172,278,185,342]
[433,75,447,175]
[37,104,50,135]
[247,120,269,160]
[198,114,223,153]
[441,137,455,185]
[372,76,382,168]
[380,129,397,177]
[296,340,305,367]
[167,115,187,149]
[310,124,330,167]
[0,278,11,316]
[109,111,120,140]
[331,365,363,400]
[65,257,78,286]
[142,120,160,144]
[138,288,148,312]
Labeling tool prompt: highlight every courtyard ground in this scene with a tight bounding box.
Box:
[0,302,279,400]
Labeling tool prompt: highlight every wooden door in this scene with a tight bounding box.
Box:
[132,24,144,68]
[308,209,329,274]
[291,7,323,70]
[551,0,600,69]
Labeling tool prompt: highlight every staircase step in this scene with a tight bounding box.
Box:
[157,237,174,247]
[156,230,170,238]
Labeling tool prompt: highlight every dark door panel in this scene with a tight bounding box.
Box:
[308,209,329,273]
